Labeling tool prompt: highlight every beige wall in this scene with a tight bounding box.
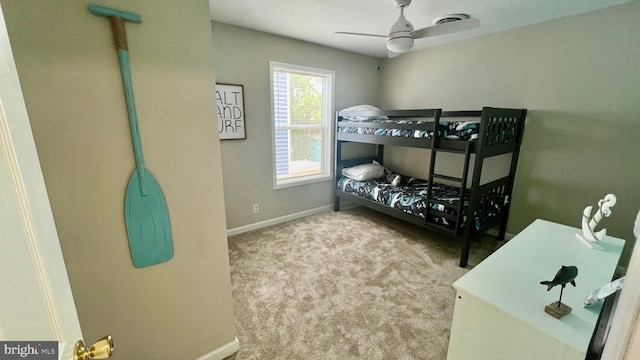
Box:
[2,1,236,359]
[379,2,640,261]
[211,22,381,230]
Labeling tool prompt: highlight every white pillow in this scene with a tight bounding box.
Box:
[340,104,388,121]
[342,161,387,181]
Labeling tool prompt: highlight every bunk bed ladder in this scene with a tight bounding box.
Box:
[425,125,473,236]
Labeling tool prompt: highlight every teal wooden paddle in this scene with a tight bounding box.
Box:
[90,4,173,268]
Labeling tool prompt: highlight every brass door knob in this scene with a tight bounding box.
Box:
[74,335,113,360]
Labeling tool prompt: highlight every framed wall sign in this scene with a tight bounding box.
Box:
[215,83,246,140]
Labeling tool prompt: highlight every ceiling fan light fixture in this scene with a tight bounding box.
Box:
[387,37,414,53]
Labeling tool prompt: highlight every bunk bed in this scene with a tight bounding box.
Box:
[333,107,527,267]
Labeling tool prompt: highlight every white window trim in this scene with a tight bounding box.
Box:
[269,61,335,190]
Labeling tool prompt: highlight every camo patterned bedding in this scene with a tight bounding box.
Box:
[337,120,481,141]
[336,176,473,229]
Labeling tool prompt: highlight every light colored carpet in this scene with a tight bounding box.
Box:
[227,206,503,359]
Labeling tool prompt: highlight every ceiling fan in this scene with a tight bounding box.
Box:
[336,0,480,57]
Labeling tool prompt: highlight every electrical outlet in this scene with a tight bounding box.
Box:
[252,203,260,213]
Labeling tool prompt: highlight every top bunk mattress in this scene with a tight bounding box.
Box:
[337,119,481,141]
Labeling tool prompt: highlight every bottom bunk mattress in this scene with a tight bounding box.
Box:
[336,176,507,230]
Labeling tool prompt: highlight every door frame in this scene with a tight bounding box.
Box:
[0,2,83,358]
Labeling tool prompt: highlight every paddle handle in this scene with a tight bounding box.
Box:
[91,7,148,196]
[117,47,148,196]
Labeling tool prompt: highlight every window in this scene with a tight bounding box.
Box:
[270,62,335,189]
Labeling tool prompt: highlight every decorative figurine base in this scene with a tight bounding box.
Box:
[545,302,572,319]
[576,234,604,250]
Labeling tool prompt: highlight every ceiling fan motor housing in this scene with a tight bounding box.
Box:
[387,14,414,53]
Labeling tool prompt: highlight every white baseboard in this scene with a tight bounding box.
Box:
[225,202,511,241]
[226,204,335,236]
[194,337,239,360]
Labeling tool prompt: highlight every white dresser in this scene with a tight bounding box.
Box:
[447,219,625,360]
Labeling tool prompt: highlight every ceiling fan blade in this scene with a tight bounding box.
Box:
[335,31,387,38]
[411,18,480,39]
[388,50,402,58]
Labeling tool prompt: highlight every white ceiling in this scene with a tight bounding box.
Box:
[210,0,633,59]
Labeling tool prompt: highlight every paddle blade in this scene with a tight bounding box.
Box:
[125,169,173,268]
[411,18,480,39]
[335,31,387,38]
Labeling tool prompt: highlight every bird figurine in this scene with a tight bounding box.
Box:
[540,265,578,291]
[540,265,578,318]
